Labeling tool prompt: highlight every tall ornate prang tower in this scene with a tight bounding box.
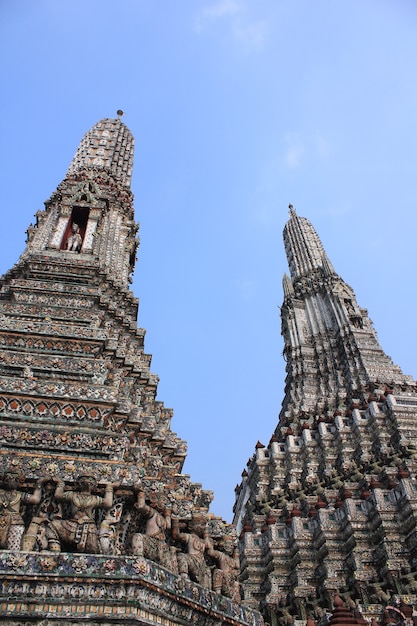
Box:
[0,117,262,626]
[234,205,417,625]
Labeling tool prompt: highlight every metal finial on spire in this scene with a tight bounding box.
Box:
[288,204,296,217]
[116,109,124,119]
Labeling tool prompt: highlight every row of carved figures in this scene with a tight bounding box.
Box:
[0,471,240,603]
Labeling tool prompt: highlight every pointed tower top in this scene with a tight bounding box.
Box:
[19,116,138,286]
[66,117,134,187]
[283,207,330,280]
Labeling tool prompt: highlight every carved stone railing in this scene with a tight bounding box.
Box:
[0,551,263,626]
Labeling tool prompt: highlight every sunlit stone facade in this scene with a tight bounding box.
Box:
[0,117,262,626]
[234,206,417,626]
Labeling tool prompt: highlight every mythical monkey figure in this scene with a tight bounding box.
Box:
[206,534,241,603]
[22,475,62,551]
[172,514,211,587]
[131,490,177,572]
[0,471,42,550]
[46,475,118,553]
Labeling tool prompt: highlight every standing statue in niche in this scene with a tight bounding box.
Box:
[65,222,83,252]
[172,514,211,587]
[206,535,241,603]
[0,471,43,550]
[46,474,118,553]
[22,476,63,552]
[131,490,177,572]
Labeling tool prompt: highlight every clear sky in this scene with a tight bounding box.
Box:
[1,0,417,522]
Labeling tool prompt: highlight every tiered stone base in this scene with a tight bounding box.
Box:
[0,551,262,626]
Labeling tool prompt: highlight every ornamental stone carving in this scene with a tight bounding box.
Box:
[0,116,257,626]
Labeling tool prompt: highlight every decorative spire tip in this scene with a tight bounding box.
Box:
[288,203,296,217]
[116,109,124,119]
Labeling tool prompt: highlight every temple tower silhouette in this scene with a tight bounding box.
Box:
[0,117,262,626]
[234,205,417,626]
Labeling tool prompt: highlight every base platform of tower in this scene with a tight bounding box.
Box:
[0,118,262,626]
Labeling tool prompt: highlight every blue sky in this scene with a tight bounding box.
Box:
[1,0,417,522]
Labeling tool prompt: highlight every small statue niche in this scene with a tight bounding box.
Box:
[60,206,90,253]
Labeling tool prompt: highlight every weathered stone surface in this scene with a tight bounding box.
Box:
[0,117,262,626]
[234,205,417,625]
[0,552,261,626]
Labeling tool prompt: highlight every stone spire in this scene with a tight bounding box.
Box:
[66,117,134,187]
[0,117,260,626]
[21,115,139,286]
[279,207,408,419]
[283,204,329,279]
[234,207,417,626]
